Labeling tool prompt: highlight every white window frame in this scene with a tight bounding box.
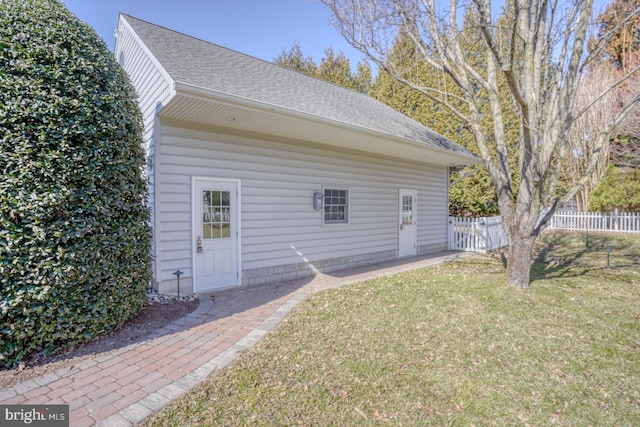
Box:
[322,187,350,225]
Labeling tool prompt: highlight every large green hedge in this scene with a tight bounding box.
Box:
[0,0,152,367]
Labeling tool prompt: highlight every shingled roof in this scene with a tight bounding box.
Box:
[121,14,476,161]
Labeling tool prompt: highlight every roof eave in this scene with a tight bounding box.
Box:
[172,82,479,166]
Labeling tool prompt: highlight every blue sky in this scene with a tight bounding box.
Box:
[62,0,365,68]
[63,0,612,72]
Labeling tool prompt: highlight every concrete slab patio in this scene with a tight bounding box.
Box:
[0,251,470,426]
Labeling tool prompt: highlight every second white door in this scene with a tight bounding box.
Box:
[398,189,417,257]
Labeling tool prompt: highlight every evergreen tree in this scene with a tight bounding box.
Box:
[589,166,640,212]
[353,60,373,93]
[274,43,373,93]
[369,19,521,217]
[273,41,317,75]
[317,47,356,89]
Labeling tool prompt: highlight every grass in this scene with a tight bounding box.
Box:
[143,232,640,426]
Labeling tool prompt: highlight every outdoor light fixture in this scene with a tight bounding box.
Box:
[173,270,183,299]
[313,192,323,210]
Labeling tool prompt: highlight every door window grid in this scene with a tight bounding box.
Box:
[203,190,231,239]
[402,195,413,225]
[323,188,349,224]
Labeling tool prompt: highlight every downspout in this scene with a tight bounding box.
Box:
[150,112,160,289]
[446,166,451,251]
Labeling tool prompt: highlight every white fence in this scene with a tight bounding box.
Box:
[448,216,508,253]
[547,210,640,233]
[448,210,640,252]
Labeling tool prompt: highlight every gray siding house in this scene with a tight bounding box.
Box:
[114,14,477,295]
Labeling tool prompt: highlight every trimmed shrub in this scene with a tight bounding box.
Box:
[0,0,152,367]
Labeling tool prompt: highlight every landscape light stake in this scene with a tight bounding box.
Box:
[585,223,589,248]
[607,245,611,268]
[173,270,183,299]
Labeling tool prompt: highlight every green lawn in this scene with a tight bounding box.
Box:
[143,232,640,426]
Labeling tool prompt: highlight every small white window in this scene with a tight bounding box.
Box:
[323,188,349,224]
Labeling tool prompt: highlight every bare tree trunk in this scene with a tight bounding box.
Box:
[505,231,536,290]
[500,195,538,289]
[575,191,589,213]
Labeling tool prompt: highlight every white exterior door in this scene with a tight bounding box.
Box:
[193,178,240,292]
[399,189,417,257]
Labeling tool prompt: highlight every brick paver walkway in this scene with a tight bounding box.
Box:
[0,251,468,426]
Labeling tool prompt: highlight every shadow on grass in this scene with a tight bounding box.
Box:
[530,232,630,282]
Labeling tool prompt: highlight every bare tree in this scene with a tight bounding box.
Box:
[322,0,640,289]
[612,49,640,168]
[563,62,620,212]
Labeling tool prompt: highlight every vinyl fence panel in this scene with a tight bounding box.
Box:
[448,216,508,252]
[448,210,640,254]
[548,211,640,233]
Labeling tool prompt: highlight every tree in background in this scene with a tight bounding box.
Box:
[610,135,640,169]
[274,43,373,93]
[561,62,621,212]
[322,0,640,289]
[600,0,640,165]
[277,29,508,217]
[589,166,640,212]
[0,0,152,366]
[592,0,640,69]
[353,60,374,94]
[317,47,357,89]
[585,0,640,212]
[369,29,503,217]
[273,41,317,76]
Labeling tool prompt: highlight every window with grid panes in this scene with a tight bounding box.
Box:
[202,190,231,239]
[323,188,349,224]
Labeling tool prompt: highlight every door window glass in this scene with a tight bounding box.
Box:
[203,190,231,239]
[402,195,413,225]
